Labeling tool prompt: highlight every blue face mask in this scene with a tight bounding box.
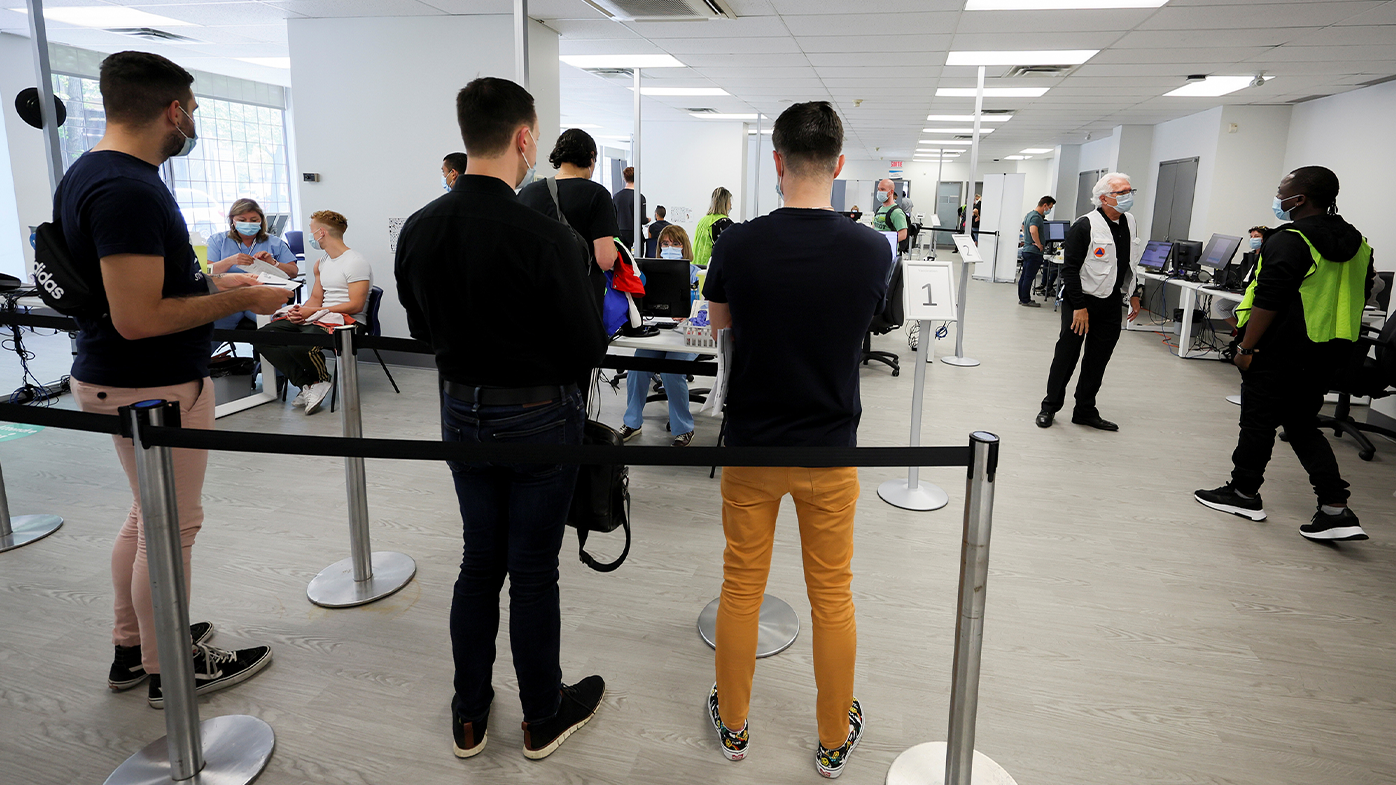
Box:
[1273,194,1300,222]
[235,221,261,237]
[172,105,197,157]
[307,233,322,252]
[1110,191,1134,213]
[1249,236,1263,250]
[442,176,450,192]
[875,191,889,205]
[659,246,684,260]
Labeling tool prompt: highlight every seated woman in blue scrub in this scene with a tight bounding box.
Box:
[620,225,701,447]
[209,198,300,341]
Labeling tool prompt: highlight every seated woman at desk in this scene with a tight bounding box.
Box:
[620,225,700,447]
[257,210,370,416]
[209,199,300,343]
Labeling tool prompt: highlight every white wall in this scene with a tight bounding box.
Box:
[1207,105,1292,240]
[1284,79,1396,273]
[1,33,50,278]
[741,128,775,221]
[640,119,745,240]
[1077,134,1117,173]
[1050,143,1081,220]
[1017,157,1052,221]
[288,15,558,338]
[1145,106,1222,240]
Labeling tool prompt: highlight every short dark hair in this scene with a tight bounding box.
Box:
[456,77,536,159]
[1287,165,1339,211]
[655,205,666,219]
[1038,196,1057,207]
[622,166,635,183]
[772,101,843,176]
[99,51,194,126]
[442,152,468,173]
[549,128,597,169]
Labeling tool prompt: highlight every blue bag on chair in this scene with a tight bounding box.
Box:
[602,270,629,336]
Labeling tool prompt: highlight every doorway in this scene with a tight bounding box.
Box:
[935,181,962,247]
[1150,157,1199,241]
[1076,169,1106,218]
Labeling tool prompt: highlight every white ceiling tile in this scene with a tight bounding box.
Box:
[806,51,943,66]
[264,0,444,17]
[796,34,954,54]
[661,36,801,53]
[121,2,305,25]
[1086,46,1273,65]
[622,16,789,38]
[782,12,958,37]
[679,52,810,67]
[953,8,1153,34]
[1138,1,1384,30]
[695,65,817,79]
[722,0,779,14]
[559,39,664,54]
[1334,2,1396,25]
[200,24,291,44]
[814,65,943,79]
[545,19,641,38]
[1245,45,1396,64]
[951,32,1119,50]
[1112,28,1302,48]
[770,0,961,12]
[1293,24,1396,47]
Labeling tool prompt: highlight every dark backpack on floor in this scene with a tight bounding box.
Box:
[566,420,631,572]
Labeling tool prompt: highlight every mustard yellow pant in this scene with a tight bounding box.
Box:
[714,466,860,749]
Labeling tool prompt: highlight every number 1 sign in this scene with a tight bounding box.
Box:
[902,261,957,322]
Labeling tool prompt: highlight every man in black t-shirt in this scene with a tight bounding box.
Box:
[613,166,647,252]
[58,51,290,709]
[645,205,672,258]
[702,101,888,779]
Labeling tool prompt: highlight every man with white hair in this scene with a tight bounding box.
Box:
[1036,172,1142,431]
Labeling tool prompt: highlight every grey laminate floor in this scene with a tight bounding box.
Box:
[2,279,1393,785]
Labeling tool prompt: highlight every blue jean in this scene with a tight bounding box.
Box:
[623,349,698,435]
[442,389,585,724]
[1019,251,1043,303]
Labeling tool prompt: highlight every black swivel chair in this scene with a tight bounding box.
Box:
[863,259,905,376]
[326,286,401,412]
[1317,316,1396,461]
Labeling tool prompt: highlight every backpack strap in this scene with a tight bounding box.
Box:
[545,177,572,229]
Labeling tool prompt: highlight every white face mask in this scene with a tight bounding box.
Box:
[307,231,322,252]
[518,128,538,189]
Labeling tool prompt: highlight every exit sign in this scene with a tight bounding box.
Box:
[890,161,903,167]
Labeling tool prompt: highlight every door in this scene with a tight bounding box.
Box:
[1076,169,1105,218]
[936,181,962,247]
[1151,157,1198,241]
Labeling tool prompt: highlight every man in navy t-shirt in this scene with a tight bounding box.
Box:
[56,51,289,709]
[701,101,890,778]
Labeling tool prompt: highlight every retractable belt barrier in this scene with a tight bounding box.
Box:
[0,310,719,377]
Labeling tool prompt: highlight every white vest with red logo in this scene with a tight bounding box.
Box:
[1079,209,1141,299]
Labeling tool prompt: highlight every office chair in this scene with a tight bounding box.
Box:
[1317,317,1396,461]
[329,286,401,412]
[284,230,305,262]
[863,259,905,376]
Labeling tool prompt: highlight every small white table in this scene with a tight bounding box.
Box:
[1138,272,1244,360]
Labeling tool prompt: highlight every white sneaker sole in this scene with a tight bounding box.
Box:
[1195,494,1266,521]
[453,730,487,759]
[522,700,600,760]
[1300,525,1368,542]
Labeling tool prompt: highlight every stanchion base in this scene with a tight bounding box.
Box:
[0,514,63,553]
[886,742,1017,785]
[307,551,416,608]
[941,356,981,367]
[877,479,949,512]
[697,594,799,658]
[104,714,274,785]
[1226,394,1242,406]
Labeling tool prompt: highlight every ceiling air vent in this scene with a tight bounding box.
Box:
[583,68,635,79]
[982,109,1013,115]
[582,0,736,21]
[686,108,717,114]
[106,27,200,43]
[1002,64,1075,78]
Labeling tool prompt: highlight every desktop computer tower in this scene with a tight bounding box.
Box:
[1173,240,1203,275]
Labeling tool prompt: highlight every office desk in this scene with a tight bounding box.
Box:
[1139,272,1244,360]
[609,326,713,358]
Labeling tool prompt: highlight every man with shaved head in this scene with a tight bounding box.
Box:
[872,178,908,250]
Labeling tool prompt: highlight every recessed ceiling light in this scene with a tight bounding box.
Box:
[926,114,1012,123]
[1164,76,1271,97]
[692,113,766,120]
[237,57,290,69]
[747,128,773,134]
[922,127,995,134]
[1021,148,1053,154]
[1004,155,1029,160]
[918,140,973,146]
[965,0,1167,8]
[14,5,197,27]
[937,87,1050,98]
[630,87,728,97]
[560,54,685,69]
[947,50,1097,67]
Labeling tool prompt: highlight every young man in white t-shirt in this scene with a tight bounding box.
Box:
[257,210,372,414]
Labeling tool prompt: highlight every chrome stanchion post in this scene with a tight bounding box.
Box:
[885,432,1015,785]
[307,327,416,608]
[878,318,949,511]
[106,401,274,785]
[0,461,64,552]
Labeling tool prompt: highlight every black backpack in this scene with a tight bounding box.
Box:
[565,419,631,572]
[32,219,107,317]
[876,206,910,253]
[710,216,734,245]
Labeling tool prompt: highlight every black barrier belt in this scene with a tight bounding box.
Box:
[0,311,718,376]
[0,402,969,468]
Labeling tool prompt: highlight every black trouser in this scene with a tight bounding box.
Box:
[257,319,332,388]
[1019,252,1043,303]
[1042,294,1122,417]
[1230,353,1349,503]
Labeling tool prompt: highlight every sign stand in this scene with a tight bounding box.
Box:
[880,261,955,512]
[0,462,63,553]
[943,235,981,368]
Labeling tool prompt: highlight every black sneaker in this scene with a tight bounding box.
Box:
[815,699,865,779]
[1194,483,1266,521]
[147,642,272,709]
[521,675,604,760]
[453,709,489,759]
[708,683,749,761]
[1300,507,1368,542]
[619,425,641,442]
[108,621,215,691]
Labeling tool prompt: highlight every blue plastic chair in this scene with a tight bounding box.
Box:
[284,230,304,261]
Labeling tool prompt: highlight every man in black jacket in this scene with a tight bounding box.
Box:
[1196,166,1375,542]
[396,77,609,761]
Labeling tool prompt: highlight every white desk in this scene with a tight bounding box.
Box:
[610,326,715,362]
[1139,272,1244,360]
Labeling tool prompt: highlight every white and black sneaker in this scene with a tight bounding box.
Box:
[1194,483,1266,521]
[302,381,334,415]
[1300,507,1368,542]
[147,642,272,709]
[108,621,215,691]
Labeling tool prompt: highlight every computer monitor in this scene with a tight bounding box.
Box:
[1173,240,1203,272]
[1046,220,1069,243]
[635,258,692,319]
[1139,240,1172,271]
[1200,233,1242,270]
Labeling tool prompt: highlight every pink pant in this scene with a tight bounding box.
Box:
[72,376,213,675]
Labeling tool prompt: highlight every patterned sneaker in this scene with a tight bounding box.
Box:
[815,699,865,779]
[619,425,641,442]
[107,621,214,691]
[708,683,749,761]
[672,431,694,448]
